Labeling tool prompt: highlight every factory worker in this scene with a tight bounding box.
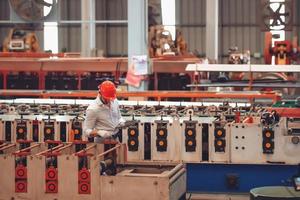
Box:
[83,80,125,142]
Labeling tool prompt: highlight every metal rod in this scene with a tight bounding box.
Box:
[35,144,64,156]
[14,143,41,154]
[73,144,97,155]
[163,163,184,178]
[96,144,122,159]
[0,143,16,151]
[0,143,8,148]
[169,168,186,186]
[53,143,73,153]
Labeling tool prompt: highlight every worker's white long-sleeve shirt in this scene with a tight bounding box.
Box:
[83,96,123,138]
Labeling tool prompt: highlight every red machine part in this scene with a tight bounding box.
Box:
[267,107,300,118]
[78,167,90,182]
[45,166,58,181]
[274,40,292,65]
[78,167,91,194]
[15,162,27,193]
[45,166,58,193]
[79,182,91,194]
[15,164,27,179]
[15,180,27,193]
[264,32,299,65]
[46,181,58,193]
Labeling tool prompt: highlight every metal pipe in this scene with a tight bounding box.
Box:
[169,168,185,186]
[0,143,8,148]
[53,143,73,153]
[0,143,16,151]
[14,143,41,154]
[163,163,184,178]
[96,144,122,159]
[35,144,64,156]
[73,143,97,155]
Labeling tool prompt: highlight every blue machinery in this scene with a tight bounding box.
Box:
[187,163,298,193]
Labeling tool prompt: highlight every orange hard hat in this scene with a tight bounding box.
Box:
[98,80,116,100]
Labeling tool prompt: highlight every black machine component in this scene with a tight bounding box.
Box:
[144,123,151,160]
[156,121,168,152]
[45,72,59,90]
[19,141,30,150]
[32,119,39,142]
[260,111,280,127]
[81,72,115,90]
[154,73,191,91]
[47,141,61,150]
[127,121,139,152]
[7,72,38,90]
[22,72,38,89]
[16,120,27,140]
[45,72,78,90]
[7,73,19,89]
[61,73,78,90]
[46,156,58,168]
[184,121,197,152]
[71,119,83,141]
[224,114,236,122]
[43,120,55,141]
[262,128,274,154]
[202,123,209,161]
[75,142,87,153]
[99,158,116,176]
[214,127,226,152]
[60,122,67,142]
[5,121,12,142]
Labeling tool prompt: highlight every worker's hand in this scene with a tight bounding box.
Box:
[82,135,89,141]
[117,118,126,128]
[89,130,99,137]
[97,130,114,138]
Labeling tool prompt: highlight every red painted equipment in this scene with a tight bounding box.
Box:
[45,166,58,181]
[78,167,91,194]
[15,180,27,193]
[15,164,27,179]
[264,32,300,65]
[46,181,58,193]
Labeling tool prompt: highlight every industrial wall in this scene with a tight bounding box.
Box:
[176,0,206,58]
[0,0,299,63]
[218,0,263,63]
[0,0,11,50]
[59,0,127,56]
[177,0,300,64]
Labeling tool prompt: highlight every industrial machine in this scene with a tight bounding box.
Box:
[0,139,186,200]
[264,32,300,65]
[0,97,299,199]
[3,28,40,52]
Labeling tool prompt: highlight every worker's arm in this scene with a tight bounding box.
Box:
[83,109,97,139]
